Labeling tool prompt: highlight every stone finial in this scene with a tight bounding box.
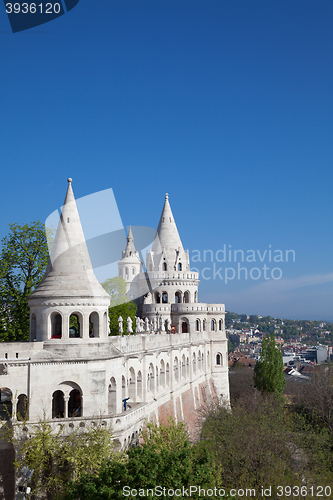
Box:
[165,193,169,201]
[67,178,72,183]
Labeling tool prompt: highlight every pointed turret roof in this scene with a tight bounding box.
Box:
[122,226,137,258]
[29,178,110,300]
[151,194,188,270]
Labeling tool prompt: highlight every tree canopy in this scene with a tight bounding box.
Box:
[64,418,214,500]
[0,221,50,341]
[101,276,127,306]
[12,418,116,499]
[253,334,285,395]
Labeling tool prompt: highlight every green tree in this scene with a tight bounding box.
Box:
[0,221,50,342]
[101,277,137,335]
[201,394,297,491]
[13,418,116,500]
[101,276,127,306]
[64,419,215,500]
[253,335,285,395]
[109,301,137,335]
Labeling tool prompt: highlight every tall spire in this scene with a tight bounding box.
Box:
[29,178,110,300]
[151,193,188,271]
[122,225,137,258]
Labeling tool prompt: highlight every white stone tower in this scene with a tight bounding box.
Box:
[118,226,143,297]
[28,178,110,341]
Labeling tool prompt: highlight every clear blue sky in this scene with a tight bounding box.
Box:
[1,0,332,320]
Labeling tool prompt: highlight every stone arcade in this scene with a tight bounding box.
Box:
[0,179,229,498]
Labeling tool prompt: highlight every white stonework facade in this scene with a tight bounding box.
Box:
[0,180,229,495]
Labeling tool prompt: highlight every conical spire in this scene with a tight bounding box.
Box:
[151,194,188,271]
[122,226,137,258]
[29,178,110,300]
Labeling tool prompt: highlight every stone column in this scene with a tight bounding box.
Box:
[62,313,69,340]
[64,396,69,418]
[82,313,89,339]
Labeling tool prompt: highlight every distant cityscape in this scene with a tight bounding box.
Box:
[227,311,333,377]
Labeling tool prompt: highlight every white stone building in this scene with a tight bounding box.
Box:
[0,179,229,498]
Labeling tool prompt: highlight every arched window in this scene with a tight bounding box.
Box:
[211,319,216,331]
[195,319,200,332]
[89,312,99,338]
[174,357,179,382]
[160,360,165,387]
[149,364,155,392]
[137,371,143,400]
[182,355,186,379]
[194,291,198,303]
[155,292,161,304]
[51,312,62,339]
[219,319,223,330]
[175,291,182,303]
[125,267,129,277]
[17,394,28,421]
[184,291,190,303]
[178,263,182,271]
[132,268,135,275]
[52,390,64,419]
[68,389,82,417]
[156,366,159,390]
[108,378,117,414]
[162,292,168,304]
[129,367,136,400]
[69,313,83,338]
[203,319,206,331]
[182,320,188,333]
[216,353,222,365]
[122,376,126,402]
[0,388,12,420]
[163,262,167,271]
[166,363,170,386]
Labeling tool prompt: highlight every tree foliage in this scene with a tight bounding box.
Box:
[101,277,127,306]
[64,419,214,500]
[0,221,50,341]
[13,418,116,499]
[253,334,285,395]
[201,394,297,490]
